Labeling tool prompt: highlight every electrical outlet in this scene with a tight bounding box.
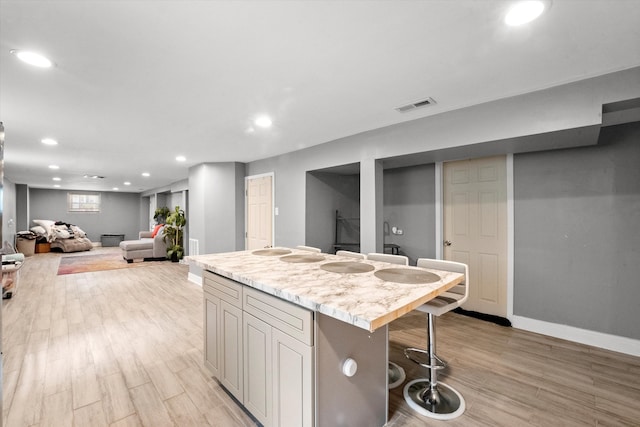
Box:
[391,226,403,235]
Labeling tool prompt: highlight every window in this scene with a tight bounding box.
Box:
[67,193,101,212]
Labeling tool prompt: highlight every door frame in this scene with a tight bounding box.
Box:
[244,172,276,250]
[435,155,515,320]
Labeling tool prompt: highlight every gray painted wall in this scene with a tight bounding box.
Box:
[16,184,28,232]
[188,162,245,255]
[246,68,639,250]
[383,164,436,265]
[514,122,640,340]
[169,192,183,212]
[28,189,143,242]
[305,172,360,253]
[2,178,16,247]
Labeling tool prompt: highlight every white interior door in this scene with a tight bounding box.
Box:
[444,156,507,317]
[246,174,273,250]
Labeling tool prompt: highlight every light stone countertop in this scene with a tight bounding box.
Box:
[186,248,464,332]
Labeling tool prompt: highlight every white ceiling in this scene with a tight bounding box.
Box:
[1,0,639,192]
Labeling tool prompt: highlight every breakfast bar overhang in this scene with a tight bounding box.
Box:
[187,248,464,427]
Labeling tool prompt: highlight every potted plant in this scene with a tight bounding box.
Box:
[163,206,186,262]
[153,206,170,224]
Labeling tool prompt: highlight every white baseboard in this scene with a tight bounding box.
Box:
[511,315,640,357]
[188,272,202,287]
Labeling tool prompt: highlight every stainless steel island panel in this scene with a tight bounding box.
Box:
[316,313,387,427]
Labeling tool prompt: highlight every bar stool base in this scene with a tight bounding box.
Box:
[403,379,465,420]
[388,362,406,389]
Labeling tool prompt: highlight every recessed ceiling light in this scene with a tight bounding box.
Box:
[10,49,53,68]
[48,164,59,170]
[53,184,61,188]
[505,1,547,26]
[113,187,119,191]
[176,155,186,162]
[124,181,131,186]
[142,172,150,177]
[52,177,61,181]
[254,115,273,128]
[41,138,58,146]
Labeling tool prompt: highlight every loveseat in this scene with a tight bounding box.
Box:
[119,226,167,263]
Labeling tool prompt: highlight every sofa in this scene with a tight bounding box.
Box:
[30,219,94,253]
[119,226,167,263]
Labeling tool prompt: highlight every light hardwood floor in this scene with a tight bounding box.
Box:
[3,248,640,426]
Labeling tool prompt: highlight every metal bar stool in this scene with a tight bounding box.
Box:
[296,245,322,253]
[403,258,469,420]
[367,252,409,389]
[366,252,408,265]
[336,250,366,259]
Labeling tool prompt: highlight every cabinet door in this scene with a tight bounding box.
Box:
[244,313,272,427]
[203,291,220,378]
[272,329,313,427]
[220,300,243,402]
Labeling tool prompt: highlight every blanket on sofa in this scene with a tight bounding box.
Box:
[31,219,93,253]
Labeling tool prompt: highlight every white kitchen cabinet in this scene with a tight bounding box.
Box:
[204,270,314,426]
[220,300,243,402]
[244,313,272,426]
[272,327,313,427]
[243,311,314,427]
[203,271,244,403]
[243,286,314,427]
[203,288,220,378]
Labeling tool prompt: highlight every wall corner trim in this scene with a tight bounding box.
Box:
[511,315,640,357]
[187,272,202,287]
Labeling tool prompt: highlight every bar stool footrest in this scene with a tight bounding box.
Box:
[404,347,446,370]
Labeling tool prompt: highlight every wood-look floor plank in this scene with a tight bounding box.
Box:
[71,365,102,410]
[73,400,109,427]
[5,350,47,426]
[117,353,151,390]
[128,382,174,427]
[3,247,640,427]
[100,372,136,424]
[164,392,209,427]
[144,361,184,400]
[43,356,72,396]
[108,413,143,427]
[40,389,73,427]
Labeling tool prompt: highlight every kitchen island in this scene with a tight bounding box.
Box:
[187,248,464,427]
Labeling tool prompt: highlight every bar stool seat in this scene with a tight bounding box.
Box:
[403,258,469,420]
[335,250,365,259]
[296,245,322,253]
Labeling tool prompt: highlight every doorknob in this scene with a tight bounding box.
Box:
[443,240,452,246]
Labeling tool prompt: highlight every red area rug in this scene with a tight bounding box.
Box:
[57,252,164,275]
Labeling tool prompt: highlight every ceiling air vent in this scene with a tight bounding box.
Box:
[395,97,437,113]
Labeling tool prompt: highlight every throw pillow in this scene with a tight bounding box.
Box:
[151,224,164,238]
[33,219,55,240]
[30,225,47,236]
